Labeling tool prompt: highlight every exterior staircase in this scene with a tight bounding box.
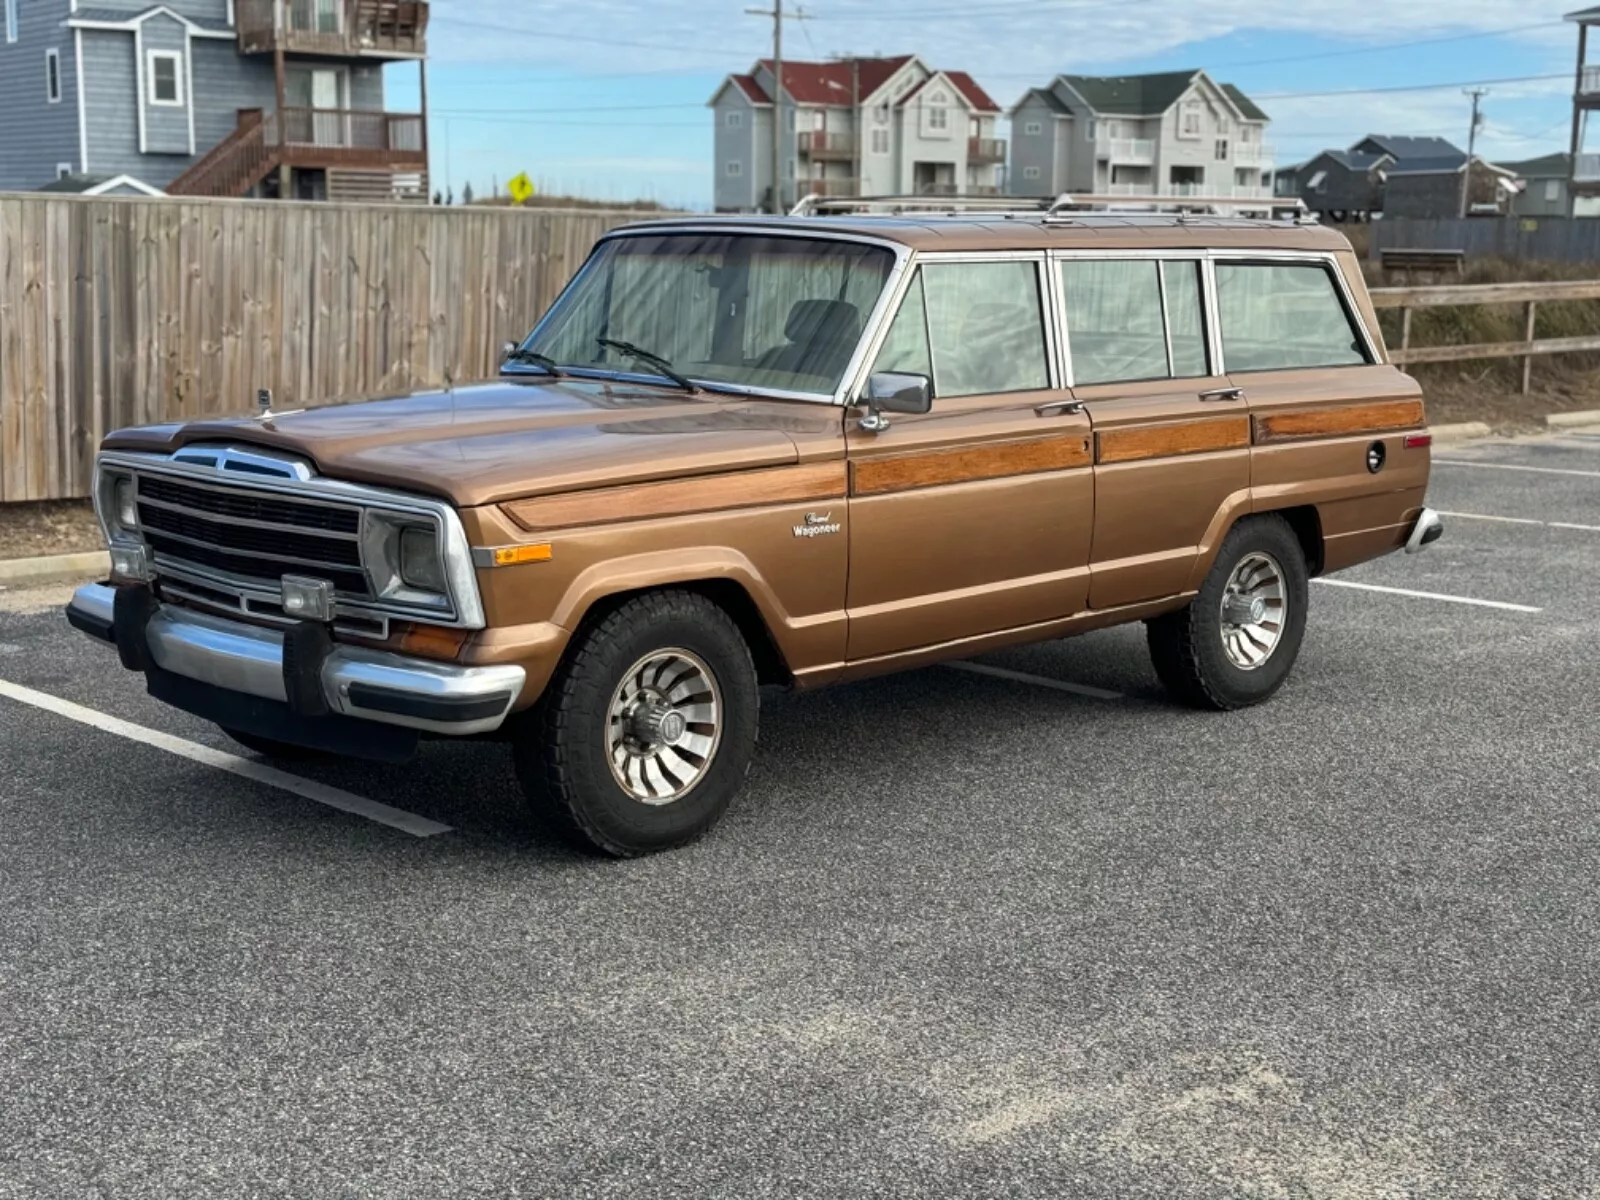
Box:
[167,110,278,198]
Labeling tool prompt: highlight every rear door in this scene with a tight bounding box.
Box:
[1213,254,1429,572]
[845,255,1094,661]
[1057,254,1252,609]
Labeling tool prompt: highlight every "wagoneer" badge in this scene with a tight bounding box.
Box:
[793,511,840,538]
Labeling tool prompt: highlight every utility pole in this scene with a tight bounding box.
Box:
[830,53,861,197]
[1460,87,1488,219]
[746,0,808,213]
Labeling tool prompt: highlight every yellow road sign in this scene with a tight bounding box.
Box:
[508,172,536,206]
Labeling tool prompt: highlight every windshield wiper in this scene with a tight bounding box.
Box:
[502,347,565,377]
[596,337,698,394]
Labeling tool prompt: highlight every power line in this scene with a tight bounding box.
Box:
[1252,72,1568,101]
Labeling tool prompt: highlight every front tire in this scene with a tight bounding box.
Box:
[1147,515,1310,710]
[514,590,759,857]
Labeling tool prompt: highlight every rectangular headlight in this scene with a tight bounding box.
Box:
[399,525,447,593]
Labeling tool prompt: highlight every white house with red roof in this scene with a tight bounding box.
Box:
[708,55,1004,212]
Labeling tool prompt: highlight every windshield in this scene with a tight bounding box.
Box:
[522,233,897,398]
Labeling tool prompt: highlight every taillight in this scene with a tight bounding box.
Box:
[1404,434,1433,449]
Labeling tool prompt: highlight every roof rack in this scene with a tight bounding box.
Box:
[788,191,1312,222]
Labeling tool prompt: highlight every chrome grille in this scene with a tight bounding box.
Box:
[133,471,371,598]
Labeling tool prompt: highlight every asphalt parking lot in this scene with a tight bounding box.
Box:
[2,432,1599,1199]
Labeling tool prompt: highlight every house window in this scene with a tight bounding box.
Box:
[1545,179,1561,202]
[57,163,74,180]
[725,110,742,128]
[928,106,947,130]
[1024,120,1042,136]
[1215,138,1229,160]
[4,0,16,44]
[1181,105,1201,137]
[1085,120,1097,140]
[875,105,889,124]
[726,160,743,176]
[1306,170,1327,190]
[46,49,62,104]
[148,51,184,106]
[870,129,889,155]
[1022,165,1041,180]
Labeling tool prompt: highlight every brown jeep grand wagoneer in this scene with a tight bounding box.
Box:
[67,214,1441,856]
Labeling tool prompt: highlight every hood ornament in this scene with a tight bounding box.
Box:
[252,388,302,425]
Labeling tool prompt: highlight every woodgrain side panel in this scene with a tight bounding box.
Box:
[850,435,1092,497]
[1094,416,1251,466]
[1253,399,1426,445]
[502,462,848,532]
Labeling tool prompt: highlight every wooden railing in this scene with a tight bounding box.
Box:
[797,132,853,159]
[235,0,428,57]
[1373,278,1600,393]
[273,107,425,161]
[968,137,1006,163]
[167,109,276,197]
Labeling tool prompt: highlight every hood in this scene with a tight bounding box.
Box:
[101,378,844,508]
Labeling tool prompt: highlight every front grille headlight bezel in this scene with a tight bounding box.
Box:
[92,465,144,546]
[94,450,488,631]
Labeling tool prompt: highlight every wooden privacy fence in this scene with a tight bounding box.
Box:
[1371,279,1600,394]
[0,194,668,503]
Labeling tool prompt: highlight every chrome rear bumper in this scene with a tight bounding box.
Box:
[1405,507,1445,554]
[66,583,524,736]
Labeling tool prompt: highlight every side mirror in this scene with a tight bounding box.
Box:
[857,372,931,431]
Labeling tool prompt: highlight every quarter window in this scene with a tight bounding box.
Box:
[1163,261,1208,378]
[872,261,1048,397]
[1215,262,1369,371]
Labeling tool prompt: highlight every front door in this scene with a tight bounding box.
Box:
[1056,255,1251,609]
[845,257,1094,662]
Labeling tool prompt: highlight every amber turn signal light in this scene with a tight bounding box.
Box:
[492,544,552,566]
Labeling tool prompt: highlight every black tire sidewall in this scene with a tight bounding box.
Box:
[542,597,758,855]
[1189,518,1310,707]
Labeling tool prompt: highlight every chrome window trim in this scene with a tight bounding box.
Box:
[521,225,916,409]
[1049,248,1210,389]
[1206,251,1381,374]
[96,449,487,630]
[1201,257,1225,377]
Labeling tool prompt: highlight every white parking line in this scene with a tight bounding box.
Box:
[1434,460,1600,479]
[0,678,452,838]
[1313,578,1542,613]
[1438,511,1600,533]
[942,661,1124,700]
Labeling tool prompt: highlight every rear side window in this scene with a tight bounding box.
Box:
[1060,258,1210,385]
[871,261,1048,398]
[1215,261,1370,371]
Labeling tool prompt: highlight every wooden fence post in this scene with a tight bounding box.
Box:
[1399,305,1412,362]
[1522,300,1537,395]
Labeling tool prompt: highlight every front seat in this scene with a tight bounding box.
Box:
[755,299,862,382]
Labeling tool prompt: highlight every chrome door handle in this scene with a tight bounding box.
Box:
[1199,387,1245,402]
[1035,400,1084,416]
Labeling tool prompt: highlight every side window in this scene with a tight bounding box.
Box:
[1061,259,1168,386]
[927,261,1047,396]
[869,271,932,380]
[1215,262,1370,372]
[1162,261,1208,378]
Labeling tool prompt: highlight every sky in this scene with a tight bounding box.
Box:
[385,0,1590,208]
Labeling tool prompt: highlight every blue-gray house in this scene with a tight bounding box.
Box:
[0,0,430,201]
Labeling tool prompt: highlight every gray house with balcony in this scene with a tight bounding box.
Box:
[1006,69,1272,199]
[708,55,1004,213]
[0,0,429,201]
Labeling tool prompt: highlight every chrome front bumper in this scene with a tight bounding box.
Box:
[1405,507,1445,554]
[66,583,525,736]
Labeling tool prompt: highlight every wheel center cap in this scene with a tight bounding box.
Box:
[1224,594,1267,626]
[657,710,687,745]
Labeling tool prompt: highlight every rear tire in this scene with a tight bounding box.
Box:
[514,590,759,858]
[1147,514,1310,711]
[219,726,328,761]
